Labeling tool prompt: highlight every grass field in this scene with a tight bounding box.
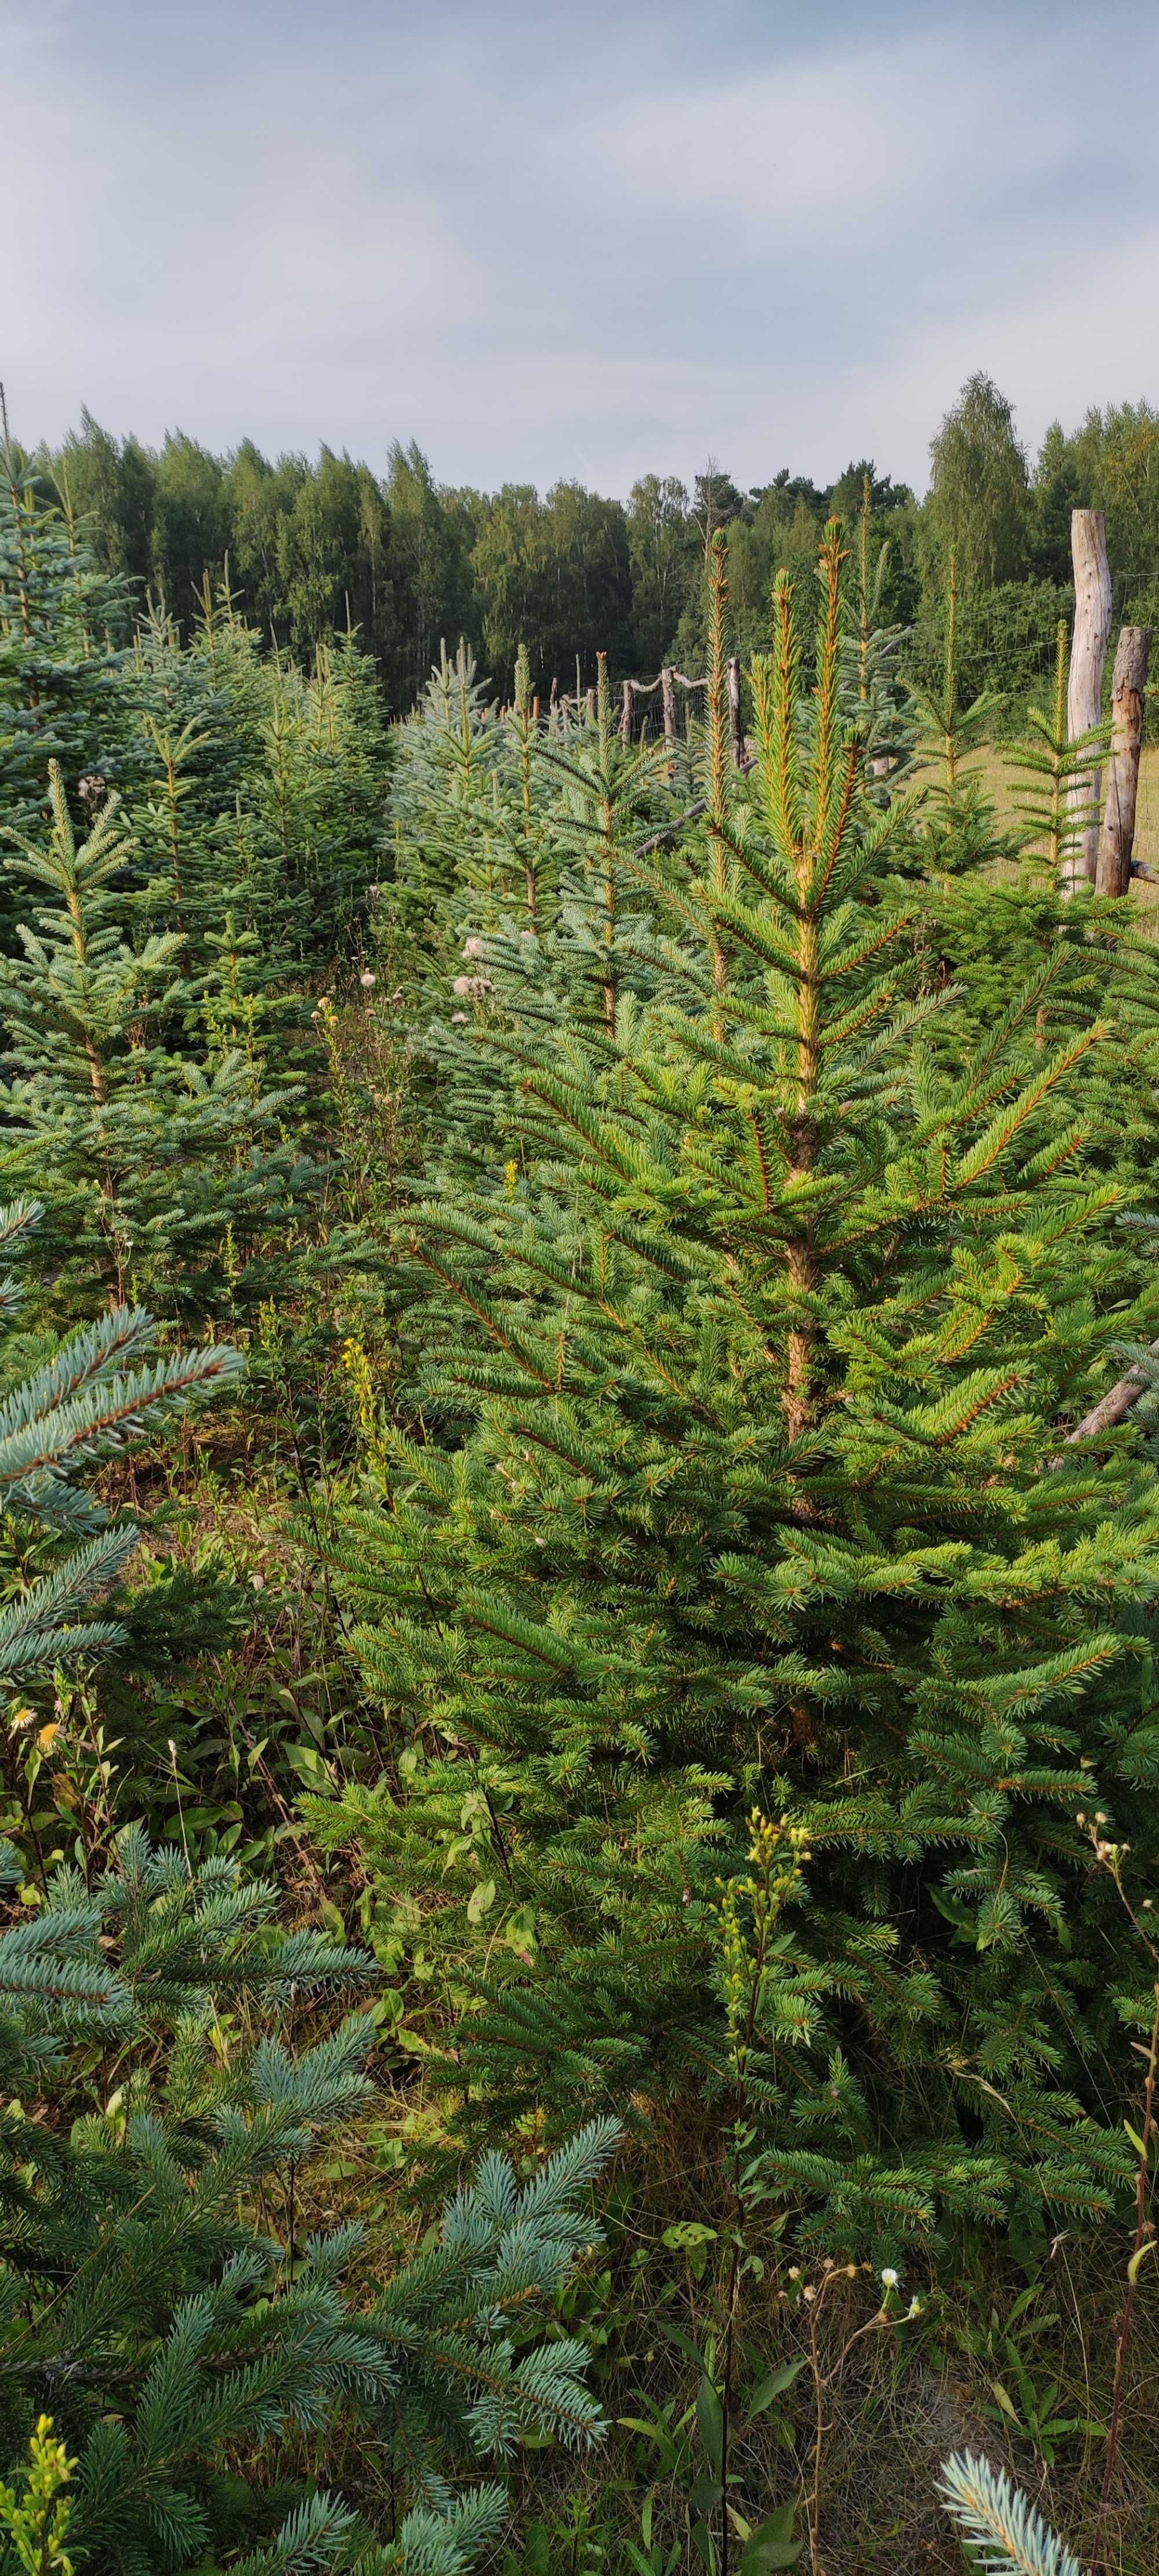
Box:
[917,743,1159,893]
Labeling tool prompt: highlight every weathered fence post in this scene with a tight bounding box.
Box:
[661,665,676,773]
[1095,625,1152,896]
[619,678,634,744]
[1062,508,1112,893]
[728,655,744,766]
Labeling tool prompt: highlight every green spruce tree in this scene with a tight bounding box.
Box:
[0,410,130,861]
[0,765,320,1322]
[0,1192,240,1687]
[0,1195,615,2576]
[316,526,1159,2255]
[0,1829,617,2574]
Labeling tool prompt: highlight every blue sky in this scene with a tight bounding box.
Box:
[3,0,1156,496]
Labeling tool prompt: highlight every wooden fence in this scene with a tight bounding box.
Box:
[514,514,1153,894]
[523,658,748,765]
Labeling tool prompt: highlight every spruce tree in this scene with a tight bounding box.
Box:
[386,639,502,972]
[0,420,130,860]
[121,589,386,1025]
[384,640,676,1209]
[903,545,1019,881]
[0,1192,240,1686]
[318,527,1159,2251]
[121,596,241,941]
[247,634,389,974]
[0,1829,617,2574]
[0,765,320,1322]
[0,1196,615,2575]
[910,614,1159,1232]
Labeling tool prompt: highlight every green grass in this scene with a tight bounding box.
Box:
[917,744,1159,886]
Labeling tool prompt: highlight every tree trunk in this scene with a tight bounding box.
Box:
[661,666,676,776]
[1095,624,1151,896]
[1062,509,1112,892]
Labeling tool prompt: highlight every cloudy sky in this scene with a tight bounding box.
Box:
[3,0,1156,497]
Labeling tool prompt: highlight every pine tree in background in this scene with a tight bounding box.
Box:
[260,631,390,966]
[839,471,916,788]
[123,596,241,940]
[909,613,1159,1253]
[0,405,130,863]
[382,636,678,1215]
[0,764,322,1322]
[903,544,1019,881]
[0,453,395,1349]
[1004,616,1107,883]
[124,585,388,1001]
[316,527,1159,2253]
[387,639,502,970]
[1,439,391,1032]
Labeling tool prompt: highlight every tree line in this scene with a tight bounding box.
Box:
[19,373,1159,714]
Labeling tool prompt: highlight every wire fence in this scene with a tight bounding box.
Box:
[524,660,748,763]
[502,578,1157,762]
[901,581,1076,732]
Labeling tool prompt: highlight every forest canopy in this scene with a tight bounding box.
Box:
[24,377,1159,710]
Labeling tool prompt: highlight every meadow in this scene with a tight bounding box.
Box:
[937,743,1159,875]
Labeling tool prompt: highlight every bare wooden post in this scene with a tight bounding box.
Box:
[727,654,744,766]
[661,665,676,774]
[1063,508,1112,892]
[1095,625,1151,896]
[619,678,633,744]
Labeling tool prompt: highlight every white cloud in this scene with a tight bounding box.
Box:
[1,0,1155,491]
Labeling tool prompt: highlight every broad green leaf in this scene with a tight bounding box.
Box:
[739,2502,803,2572]
[747,2359,804,2414]
[696,2373,724,2477]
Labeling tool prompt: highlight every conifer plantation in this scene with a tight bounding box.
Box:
[5,400,1159,2576]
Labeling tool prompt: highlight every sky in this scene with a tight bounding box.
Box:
[3,0,1157,500]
